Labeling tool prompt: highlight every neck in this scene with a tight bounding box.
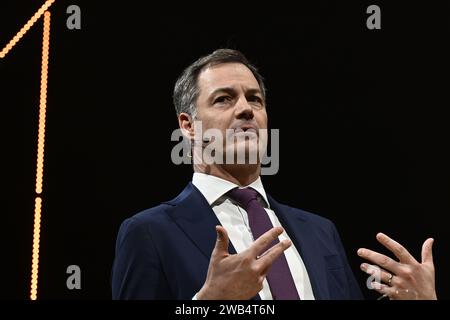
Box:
[194,163,260,186]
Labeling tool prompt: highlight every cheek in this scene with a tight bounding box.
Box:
[200,118,230,137]
[256,111,268,127]
[208,112,234,129]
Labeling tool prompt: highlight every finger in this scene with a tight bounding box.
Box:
[364,273,417,300]
[357,248,402,275]
[250,227,284,257]
[376,233,416,264]
[258,239,291,272]
[212,225,230,258]
[374,283,396,299]
[370,282,403,299]
[360,263,395,285]
[421,238,434,264]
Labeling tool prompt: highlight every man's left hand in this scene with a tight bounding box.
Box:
[358,233,437,300]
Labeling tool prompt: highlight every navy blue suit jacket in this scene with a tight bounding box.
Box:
[111,182,363,299]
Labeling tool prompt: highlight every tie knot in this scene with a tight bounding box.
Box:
[228,187,259,210]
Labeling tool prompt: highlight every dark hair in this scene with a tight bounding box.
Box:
[173,49,266,118]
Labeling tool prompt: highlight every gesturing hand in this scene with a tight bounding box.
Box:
[197,225,291,300]
[358,233,437,300]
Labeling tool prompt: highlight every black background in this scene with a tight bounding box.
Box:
[1,0,449,300]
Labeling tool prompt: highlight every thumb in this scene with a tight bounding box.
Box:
[421,238,434,264]
[212,225,229,258]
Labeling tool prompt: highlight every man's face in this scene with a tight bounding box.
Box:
[194,62,268,163]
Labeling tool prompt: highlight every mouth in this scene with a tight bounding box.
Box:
[233,124,258,134]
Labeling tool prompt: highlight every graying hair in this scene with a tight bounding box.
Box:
[173,49,266,119]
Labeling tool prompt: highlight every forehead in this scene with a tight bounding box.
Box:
[197,62,260,92]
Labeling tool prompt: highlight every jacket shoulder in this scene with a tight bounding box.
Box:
[118,203,173,235]
[116,183,196,243]
[273,198,336,229]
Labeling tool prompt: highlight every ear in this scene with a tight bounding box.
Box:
[178,113,195,140]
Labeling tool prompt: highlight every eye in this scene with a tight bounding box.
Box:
[248,95,263,105]
[214,96,232,104]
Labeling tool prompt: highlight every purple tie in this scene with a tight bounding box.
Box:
[228,187,300,300]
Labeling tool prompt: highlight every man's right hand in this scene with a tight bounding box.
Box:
[196,225,291,300]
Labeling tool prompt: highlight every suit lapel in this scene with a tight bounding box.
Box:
[164,182,237,259]
[268,196,330,300]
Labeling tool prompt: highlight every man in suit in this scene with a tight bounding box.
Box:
[112,49,437,300]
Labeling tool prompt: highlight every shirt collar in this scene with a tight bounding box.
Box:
[192,172,270,208]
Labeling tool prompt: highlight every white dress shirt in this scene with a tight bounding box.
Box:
[192,172,315,300]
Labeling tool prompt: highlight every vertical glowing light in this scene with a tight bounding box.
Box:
[30,10,52,301]
[30,197,43,300]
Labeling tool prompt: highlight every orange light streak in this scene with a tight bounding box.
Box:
[30,10,52,300]
[0,0,55,59]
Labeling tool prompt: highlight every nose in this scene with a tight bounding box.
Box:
[234,96,254,121]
